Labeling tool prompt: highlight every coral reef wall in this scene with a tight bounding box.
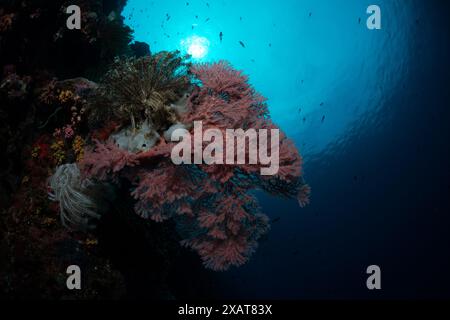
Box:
[0,0,308,299]
[0,0,136,299]
[1,0,134,210]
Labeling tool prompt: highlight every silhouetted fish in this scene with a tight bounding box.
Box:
[320,102,324,106]
[219,32,223,42]
[205,18,210,22]
[166,13,170,21]
[239,41,246,48]
[271,217,281,224]
[321,115,325,123]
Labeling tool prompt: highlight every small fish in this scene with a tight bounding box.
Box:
[240,17,243,21]
[321,115,325,123]
[206,3,210,8]
[195,15,198,19]
[303,117,306,123]
[271,217,281,224]
[251,59,255,63]
[219,32,223,42]
[298,108,302,113]
[358,17,361,24]
[186,2,189,5]
[269,43,272,47]
[320,102,324,106]
[309,12,312,17]
[239,41,246,48]
[205,18,210,22]
[166,13,170,21]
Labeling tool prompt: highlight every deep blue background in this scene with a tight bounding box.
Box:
[124,0,450,298]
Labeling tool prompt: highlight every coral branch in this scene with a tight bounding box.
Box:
[80,140,139,181]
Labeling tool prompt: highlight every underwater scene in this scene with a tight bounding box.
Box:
[0,0,449,305]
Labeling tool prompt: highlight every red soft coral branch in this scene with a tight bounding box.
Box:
[190,61,251,96]
[75,60,308,271]
[183,61,268,129]
[297,183,311,208]
[80,140,139,180]
[132,162,200,221]
[178,193,269,271]
[181,235,252,271]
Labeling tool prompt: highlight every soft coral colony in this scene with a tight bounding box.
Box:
[49,51,311,271]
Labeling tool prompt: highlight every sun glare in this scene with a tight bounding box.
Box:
[180,35,210,60]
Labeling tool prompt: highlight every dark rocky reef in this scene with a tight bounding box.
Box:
[0,0,131,79]
[0,0,214,300]
[0,0,134,208]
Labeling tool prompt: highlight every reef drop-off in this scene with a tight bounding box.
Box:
[0,0,309,299]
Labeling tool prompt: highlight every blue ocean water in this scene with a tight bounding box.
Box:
[123,0,450,298]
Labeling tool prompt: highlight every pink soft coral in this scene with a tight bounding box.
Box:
[186,61,268,130]
[80,140,139,181]
[80,61,310,271]
[180,193,270,271]
[131,162,199,221]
